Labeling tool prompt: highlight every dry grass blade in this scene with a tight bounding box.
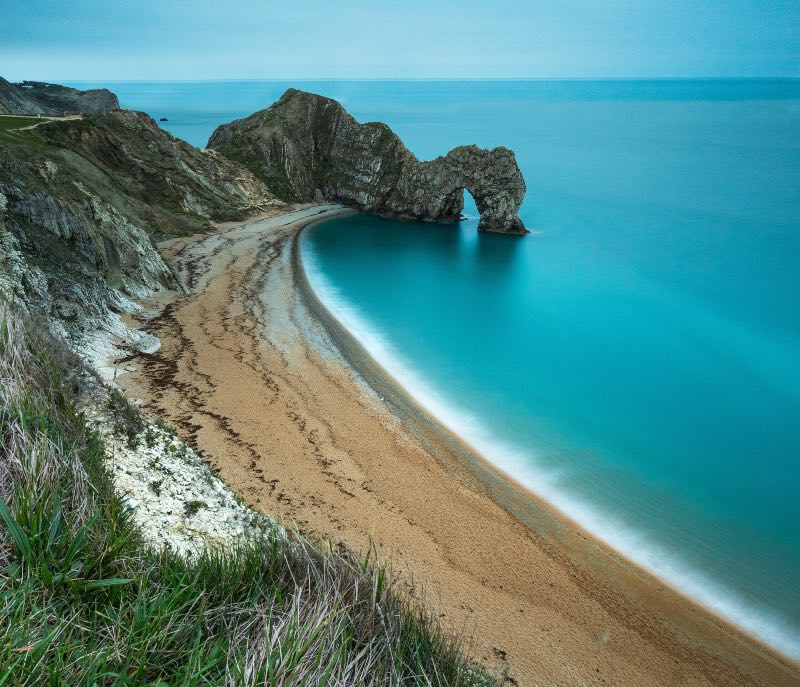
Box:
[0,304,494,686]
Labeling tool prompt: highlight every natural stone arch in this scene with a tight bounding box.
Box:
[435,146,527,234]
[209,89,528,235]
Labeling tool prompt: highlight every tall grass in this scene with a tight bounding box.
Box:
[0,306,493,686]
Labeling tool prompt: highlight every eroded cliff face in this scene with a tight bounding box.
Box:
[0,77,119,115]
[208,89,527,234]
[0,77,44,115]
[0,109,279,353]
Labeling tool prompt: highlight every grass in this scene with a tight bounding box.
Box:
[0,126,59,152]
[0,116,41,132]
[0,305,494,686]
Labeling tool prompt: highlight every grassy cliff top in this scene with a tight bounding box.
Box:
[0,305,494,686]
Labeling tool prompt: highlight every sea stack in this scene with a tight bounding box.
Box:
[208,88,528,234]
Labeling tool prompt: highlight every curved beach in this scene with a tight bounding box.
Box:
[117,205,799,686]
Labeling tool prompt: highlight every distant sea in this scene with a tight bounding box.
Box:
[71,79,800,658]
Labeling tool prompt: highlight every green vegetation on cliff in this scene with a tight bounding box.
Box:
[0,306,493,686]
[0,117,40,133]
[0,110,280,346]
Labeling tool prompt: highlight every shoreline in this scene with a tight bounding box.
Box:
[116,205,799,686]
[294,221,800,665]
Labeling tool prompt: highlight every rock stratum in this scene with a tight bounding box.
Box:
[0,77,119,115]
[1,79,528,358]
[0,106,279,352]
[209,88,527,234]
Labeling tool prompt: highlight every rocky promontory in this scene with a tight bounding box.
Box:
[0,77,119,115]
[209,89,527,234]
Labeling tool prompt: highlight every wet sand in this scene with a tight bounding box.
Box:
[116,205,799,686]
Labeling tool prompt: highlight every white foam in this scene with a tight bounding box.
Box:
[300,238,800,661]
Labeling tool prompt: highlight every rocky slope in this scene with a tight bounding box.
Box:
[85,391,278,556]
[209,89,527,234]
[0,108,280,359]
[0,76,119,115]
[0,77,43,115]
[0,85,285,558]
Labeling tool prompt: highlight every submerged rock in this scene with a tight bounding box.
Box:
[208,89,528,234]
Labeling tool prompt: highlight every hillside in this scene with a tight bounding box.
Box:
[0,108,278,355]
[0,82,495,685]
[0,77,119,115]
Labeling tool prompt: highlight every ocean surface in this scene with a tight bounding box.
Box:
[72,79,800,657]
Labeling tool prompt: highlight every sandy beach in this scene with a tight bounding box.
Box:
[114,204,799,687]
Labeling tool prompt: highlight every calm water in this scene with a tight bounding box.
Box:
[74,79,800,657]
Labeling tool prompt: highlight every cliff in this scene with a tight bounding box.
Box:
[1,84,528,354]
[0,77,43,115]
[208,89,527,234]
[0,77,119,115]
[0,108,278,351]
[0,83,496,684]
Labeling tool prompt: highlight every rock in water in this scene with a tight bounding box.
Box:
[208,89,528,234]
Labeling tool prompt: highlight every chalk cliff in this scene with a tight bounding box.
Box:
[208,89,527,234]
[0,108,278,349]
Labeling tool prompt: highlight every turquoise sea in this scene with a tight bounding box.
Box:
[72,79,800,657]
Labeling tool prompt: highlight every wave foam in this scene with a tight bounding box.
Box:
[300,236,800,661]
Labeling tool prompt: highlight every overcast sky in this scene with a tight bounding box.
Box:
[1,0,799,81]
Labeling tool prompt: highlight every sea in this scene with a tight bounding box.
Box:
[70,78,800,658]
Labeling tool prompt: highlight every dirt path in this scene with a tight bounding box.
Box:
[0,113,82,131]
[115,205,799,687]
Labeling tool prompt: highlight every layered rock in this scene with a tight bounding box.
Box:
[0,77,43,115]
[209,89,527,234]
[0,76,119,115]
[0,107,279,349]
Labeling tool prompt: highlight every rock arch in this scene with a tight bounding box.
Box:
[208,89,528,235]
[435,146,527,234]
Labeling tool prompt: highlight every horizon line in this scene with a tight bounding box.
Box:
[54,75,800,84]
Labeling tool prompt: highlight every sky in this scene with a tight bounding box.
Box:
[1,0,799,81]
